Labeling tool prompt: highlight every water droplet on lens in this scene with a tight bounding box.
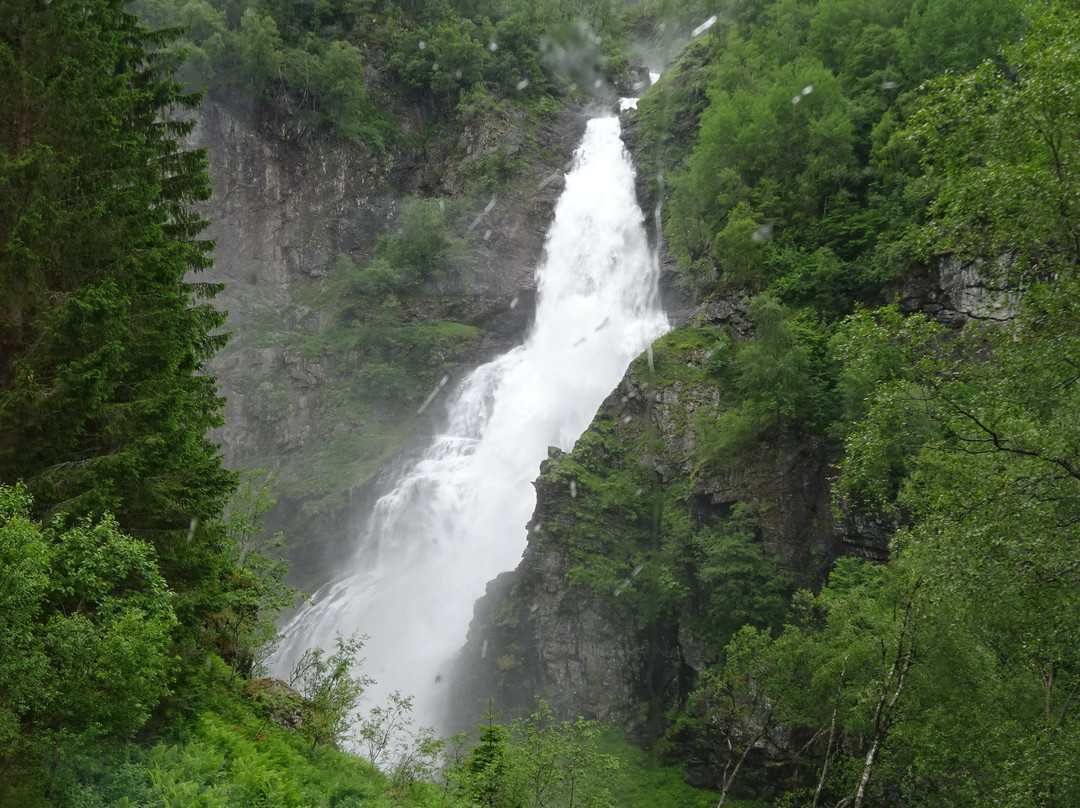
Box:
[751,223,774,243]
[692,15,717,36]
[416,375,450,415]
[537,171,562,189]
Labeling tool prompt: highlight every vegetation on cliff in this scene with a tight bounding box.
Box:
[4,0,1080,804]
[511,0,1080,804]
[137,0,676,528]
[0,0,729,803]
[128,0,647,146]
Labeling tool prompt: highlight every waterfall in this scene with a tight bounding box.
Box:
[269,112,669,732]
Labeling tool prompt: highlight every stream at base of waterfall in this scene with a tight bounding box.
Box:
[269,110,669,737]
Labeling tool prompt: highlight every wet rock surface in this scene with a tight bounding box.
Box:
[192,94,590,578]
[452,107,1017,731]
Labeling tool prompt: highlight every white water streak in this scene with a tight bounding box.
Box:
[270,114,668,731]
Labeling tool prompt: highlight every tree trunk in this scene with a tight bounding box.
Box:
[852,650,913,808]
[852,581,921,808]
[717,727,767,808]
[812,655,849,808]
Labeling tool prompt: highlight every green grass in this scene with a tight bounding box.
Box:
[633,322,725,387]
[599,729,767,808]
[39,657,452,808]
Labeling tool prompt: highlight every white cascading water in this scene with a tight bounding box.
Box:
[269,111,668,731]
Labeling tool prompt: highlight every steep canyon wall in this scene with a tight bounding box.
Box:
[450,102,1016,735]
[192,94,590,581]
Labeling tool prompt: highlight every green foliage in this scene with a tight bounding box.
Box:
[0,485,51,759]
[31,668,456,808]
[257,196,485,515]
[899,0,1024,82]
[831,278,1080,803]
[678,10,1080,800]
[713,202,768,289]
[356,691,445,786]
[371,196,472,291]
[620,9,1080,802]
[0,0,236,622]
[732,295,831,428]
[311,41,371,139]
[693,295,833,470]
[288,632,373,750]
[690,504,792,647]
[129,0,627,143]
[447,701,621,808]
[0,486,179,803]
[534,403,794,742]
[10,1,1080,806]
[728,282,1080,800]
[908,0,1080,278]
[217,472,303,688]
[238,10,283,93]
[629,37,714,206]
[596,728,730,808]
[450,707,511,806]
[650,0,1027,313]
[42,515,178,740]
[671,557,935,806]
[686,625,786,805]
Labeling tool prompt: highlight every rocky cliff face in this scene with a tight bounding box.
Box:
[451,302,873,732]
[193,91,592,580]
[194,73,1008,746]
[891,255,1016,325]
[451,120,1008,736]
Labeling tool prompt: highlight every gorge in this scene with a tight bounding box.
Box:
[266,110,669,730]
[4,0,1078,803]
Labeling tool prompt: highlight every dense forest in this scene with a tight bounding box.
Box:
[638,0,1080,803]
[2,0,1079,805]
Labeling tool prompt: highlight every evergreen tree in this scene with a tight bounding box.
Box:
[0,0,235,601]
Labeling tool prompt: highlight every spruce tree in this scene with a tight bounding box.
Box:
[0,0,235,599]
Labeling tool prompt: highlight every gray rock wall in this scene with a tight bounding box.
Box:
[191,93,589,580]
[451,349,855,731]
[451,115,1014,734]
